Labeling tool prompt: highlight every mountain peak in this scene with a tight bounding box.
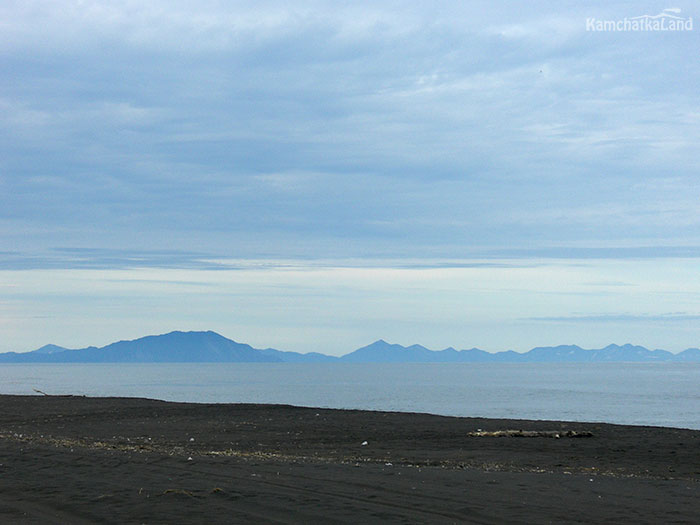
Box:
[33,344,69,355]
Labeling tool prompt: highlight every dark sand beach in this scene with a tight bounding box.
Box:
[0,395,698,523]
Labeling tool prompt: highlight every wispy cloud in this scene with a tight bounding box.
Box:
[525,313,700,323]
[5,245,700,271]
[0,248,219,271]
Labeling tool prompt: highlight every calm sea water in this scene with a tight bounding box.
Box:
[1,362,699,430]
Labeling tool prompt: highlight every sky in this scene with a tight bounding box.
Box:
[2,1,700,355]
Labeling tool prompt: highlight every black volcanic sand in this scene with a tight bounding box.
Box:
[0,396,698,524]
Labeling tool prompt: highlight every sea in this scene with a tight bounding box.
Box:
[1,362,699,430]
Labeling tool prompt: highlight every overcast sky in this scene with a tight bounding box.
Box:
[2,1,700,354]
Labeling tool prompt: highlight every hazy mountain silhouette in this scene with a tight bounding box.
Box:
[1,331,699,363]
[338,341,696,363]
[258,348,339,363]
[339,340,494,363]
[0,331,279,363]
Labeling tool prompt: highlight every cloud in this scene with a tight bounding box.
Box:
[525,313,700,323]
[0,248,219,271]
[1,1,699,259]
[5,243,700,271]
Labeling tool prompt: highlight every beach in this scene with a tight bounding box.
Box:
[0,395,698,523]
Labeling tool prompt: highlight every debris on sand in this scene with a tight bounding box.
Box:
[160,489,195,497]
[467,430,593,438]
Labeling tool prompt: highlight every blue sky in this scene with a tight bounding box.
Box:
[2,1,700,354]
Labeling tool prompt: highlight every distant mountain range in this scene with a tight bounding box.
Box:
[1,331,699,363]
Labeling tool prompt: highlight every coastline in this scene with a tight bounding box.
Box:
[1,395,698,523]
[2,361,698,432]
